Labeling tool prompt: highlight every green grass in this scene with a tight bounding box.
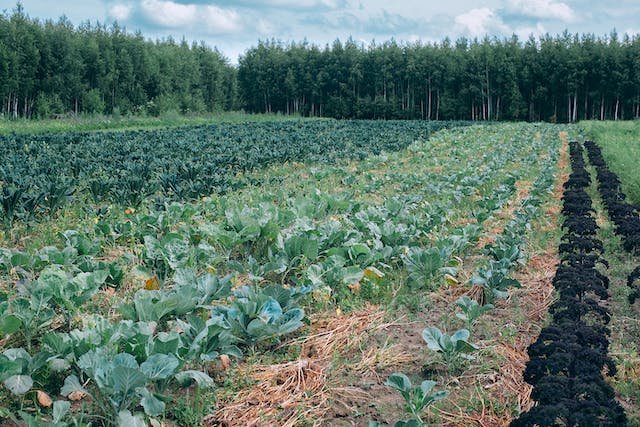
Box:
[580,120,640,204]
[0,111,306,135]
[581,154,640,425]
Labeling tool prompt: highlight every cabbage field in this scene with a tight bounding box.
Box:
[0,121,638,426]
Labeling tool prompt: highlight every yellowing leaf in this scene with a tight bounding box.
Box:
[445,274,459,286]
[144,276,160,290]
[364,266,385,280]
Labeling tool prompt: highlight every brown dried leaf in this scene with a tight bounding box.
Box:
[68,390,87,401]
[220,354,231,370]
[37,390,53,407]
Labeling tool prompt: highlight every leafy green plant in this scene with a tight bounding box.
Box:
[455,296,493,331]
[121,290,195,323]
[384,373,448,425]
[7,400,73,427]
[0,183,27,227]
[471,260,521,303]
[0,348,48,396]
[120,270,231,323]
[176,313,243,364]
[1,293,55,352]
[43,178,75,218]
[75,348,207,421]
[35,266,108,327]
[421,327,478,373]
[402,246,458,290]
[214,285,305,347]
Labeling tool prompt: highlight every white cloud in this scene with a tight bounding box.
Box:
[139,0,242,34]
[203,6,242,33]
[454,8,508,37]
[241,0,344,8]
[623,28,640,38]
[256,18,275,35]
[508,0,576,23]
[141,0,197,27]
[108,3,132,21]
[513,22,547,39]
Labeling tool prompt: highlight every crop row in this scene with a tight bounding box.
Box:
[511,141,627,426]
[378,128,561,425]
[584,140,640,305]
[0,125,552,425]
[0,120,466,227]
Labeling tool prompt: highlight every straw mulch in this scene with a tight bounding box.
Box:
[206,307,411,427]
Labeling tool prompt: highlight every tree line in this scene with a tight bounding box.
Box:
[2,4,640,122]
[238,34,640,122]
[0,5,237,119]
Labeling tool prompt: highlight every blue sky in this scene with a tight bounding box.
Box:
[8,0,640,63]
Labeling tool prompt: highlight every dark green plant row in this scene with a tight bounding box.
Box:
[511,141,626,426]
[0,120,467,227]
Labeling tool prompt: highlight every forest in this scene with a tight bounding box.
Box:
[2,5,640,122]
[238,35,640,122]
[0,5,237,119]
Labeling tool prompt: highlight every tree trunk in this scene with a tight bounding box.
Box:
[529,90,534,121]
[584,90,588,120]
[614,96,620,120]
[427,78,432,121]
[485,66,491,121]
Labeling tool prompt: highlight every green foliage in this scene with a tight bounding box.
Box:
[0,347,48,396]
[422,327,478,373]
[213,285,306,347]
[0,120,457,226]
[455,296,494,331]
[402,246,459,290]
[471,260,522,303]
[176,314,243,363]
[75,348,206,420]
[239,37,640,122]
[582,121,640,204]
[82,89,105,115]
[384,373,448,425]
[0,122,563,425]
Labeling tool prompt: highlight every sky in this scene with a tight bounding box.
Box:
[7,0,640,63]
